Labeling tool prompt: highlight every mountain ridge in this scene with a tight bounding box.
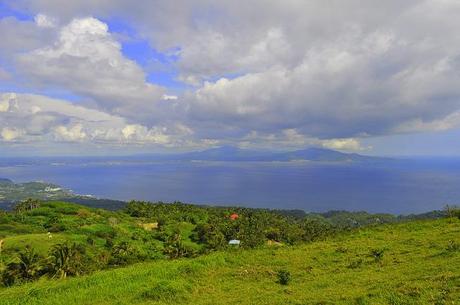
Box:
[144,146,389,162]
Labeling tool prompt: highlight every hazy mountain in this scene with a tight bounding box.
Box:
[164,146,388,162]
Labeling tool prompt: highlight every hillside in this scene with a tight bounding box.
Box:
[0,179,72,203]
[0,179,125,210]
[0,216,459,304]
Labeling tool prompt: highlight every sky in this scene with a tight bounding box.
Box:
[1,0,460,156]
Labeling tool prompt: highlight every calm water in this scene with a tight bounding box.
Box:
[1,157,460,214]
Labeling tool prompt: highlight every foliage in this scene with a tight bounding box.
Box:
[276,269,291,285]
[163,232,196,259]
[444,205,460,219]
[0,218,458,304]
[369,248,385,262]
[48,243,87,279]
[446,240,459,252]
[1,246,44,286]
[0,199,457,292]
[109,241,139,266]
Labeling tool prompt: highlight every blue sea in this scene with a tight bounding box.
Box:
[1,157,460,214]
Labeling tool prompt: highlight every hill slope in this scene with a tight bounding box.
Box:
[0,180,126,210]
[1,218,458,305]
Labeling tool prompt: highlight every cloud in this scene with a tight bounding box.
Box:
[0,16,56,58]
[162,94,178,101]
[393,111,460,133]
[1,127,24,141]
[16,17,167,122]
[4,1,460,153]
[321,138,369,152]
[0,92,201,148]
[53,124,87,142]
[34,13,56,28]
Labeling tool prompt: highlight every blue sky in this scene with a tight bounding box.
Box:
[1,0,460,156]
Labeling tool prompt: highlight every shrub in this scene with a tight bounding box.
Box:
[277,269,291,285]
[86,236,95,246]
[47,243,88,279]
[369,248,385,262]
[109,241,141,266]
[446,240,460,252]
[163,233,196,259]
[1,246,45,286]
[444,205,460,219]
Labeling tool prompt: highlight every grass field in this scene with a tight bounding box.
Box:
[0,217,458,305]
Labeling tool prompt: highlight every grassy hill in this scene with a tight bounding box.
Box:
[1,217,458,305]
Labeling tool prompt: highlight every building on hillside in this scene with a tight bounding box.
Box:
[228,239,241,246]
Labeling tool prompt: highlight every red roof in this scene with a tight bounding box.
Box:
[230,213,239,220]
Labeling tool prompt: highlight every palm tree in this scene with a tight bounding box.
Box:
[48,243,84,279]
[163,231,191,259]
[1,246,44,286]
[13,198,41,213]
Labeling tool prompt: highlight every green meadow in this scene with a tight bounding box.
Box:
[1,215,459,305]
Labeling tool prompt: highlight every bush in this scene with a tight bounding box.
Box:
[48,243,89,278]
[109,241,141,266]
[369,248,385,262]
[1,246,45,286]
[446,240,460,252]
[163,232,197,259]
[277,269,291,285]
[444,205,460,219]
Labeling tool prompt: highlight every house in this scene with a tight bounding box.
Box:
[228,239,241,245]
[229,213,239,220]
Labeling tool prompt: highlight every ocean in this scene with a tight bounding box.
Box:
[1,157,460,214]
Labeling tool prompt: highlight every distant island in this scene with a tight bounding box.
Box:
[139,146,390,162]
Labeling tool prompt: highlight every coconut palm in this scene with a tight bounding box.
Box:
[48,243,85,279]
[1,246,44,286]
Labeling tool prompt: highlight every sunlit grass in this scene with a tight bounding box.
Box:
[1,218,458,304]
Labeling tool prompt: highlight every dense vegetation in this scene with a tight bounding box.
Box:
[0,199,345,287]
[0,215,458,304]
[0,199,458,304]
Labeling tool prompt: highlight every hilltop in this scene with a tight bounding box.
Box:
[0,214,458,304]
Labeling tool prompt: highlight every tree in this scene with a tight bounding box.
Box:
[193,223,226,250]
[109,241,138,266]
[1,246,44,286]
[13,198,41,214]
[48,243,86,279]
[163,231,194,259]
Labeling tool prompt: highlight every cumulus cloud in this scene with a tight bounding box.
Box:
[321,138,369,152]
[53,124,87,142]
[3,1,460,153]
[34,14,57,28]
[1,127,24,141]
[0,92,202,148]
[17,17,167,122]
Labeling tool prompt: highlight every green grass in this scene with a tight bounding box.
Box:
[1,218,459,305]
